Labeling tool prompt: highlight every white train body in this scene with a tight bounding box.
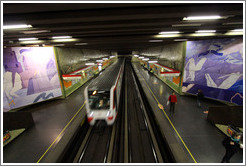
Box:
[84,58,125,125]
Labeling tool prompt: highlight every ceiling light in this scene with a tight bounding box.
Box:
[149,40,163,42]
[172,23,201,27]
[189,33,216,37]
[19,37,38,41]
[159,31,180,35]
[96,60,103,62]
[225,31,243,36]
[102,58,108,60]
[75,43,88,45]
[52,38,77,42]
[20,40,44,44]
[183,15,222,20]
[52,36,72,39]
[231,29,243,32]
[174,39,188,41]
[134,54,139,57]
[196,30,216,33]
[139,57,144,59]
[155,34,181,38]
[85,63,95,66]
[142,58,149,61]
[110,56,115,58]
[3,24,32,29]
[148,61,158,63]
[22,30,50,34]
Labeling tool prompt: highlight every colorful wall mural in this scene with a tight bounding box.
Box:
[182,38,243,105]
[3,47,62,111]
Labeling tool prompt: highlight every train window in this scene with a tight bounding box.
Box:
[114,91,117,108]
[88,91,110,110]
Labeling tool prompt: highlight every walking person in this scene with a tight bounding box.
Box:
[168,92,177,116]
[197,89,204,108]
[221,132,243,163]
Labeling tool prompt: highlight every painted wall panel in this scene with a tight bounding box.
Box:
[3,47,62,111]
[182,38,243,105]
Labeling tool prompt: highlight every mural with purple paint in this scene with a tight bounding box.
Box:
[182,38,243,105]
[3,47,62,111]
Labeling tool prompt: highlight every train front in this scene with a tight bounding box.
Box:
[85,89,115,125]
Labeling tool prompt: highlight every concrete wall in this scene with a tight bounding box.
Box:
[55,47,111,74]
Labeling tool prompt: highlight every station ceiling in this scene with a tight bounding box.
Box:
[3,3,243,53]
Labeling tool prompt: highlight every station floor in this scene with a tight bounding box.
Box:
[3,62,243,164]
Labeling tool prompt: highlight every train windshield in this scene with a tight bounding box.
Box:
[88,90,110,110]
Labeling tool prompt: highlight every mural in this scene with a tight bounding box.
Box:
[3,47,62,111]
[182,38,243,105]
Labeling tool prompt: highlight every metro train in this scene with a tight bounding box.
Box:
[84,58,125,125]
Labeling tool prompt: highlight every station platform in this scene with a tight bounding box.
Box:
[3,62,243,163]
[132,62,243,163]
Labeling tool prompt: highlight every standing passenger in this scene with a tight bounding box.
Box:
[168,92,177,116]
[221,133,243,163]
[197,89,204,108]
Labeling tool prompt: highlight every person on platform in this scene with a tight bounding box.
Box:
[168,92,177,116]
[221,132,243,163]
[197,89,204,108]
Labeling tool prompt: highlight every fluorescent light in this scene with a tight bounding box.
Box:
[19,37,38,41]
[81,59,88,61]
[75,43,88,45]
[225,31,243,36]
[231,29,243,32]
[139,57,144,59]
[183,15,222,20]
[189,33,216,37]
[155,34,181,38]
[134,54,139,57]
[96,60,103,62]
[196,30,216,33]
[174,39,188,41]
[172,23,201,27]
[85,63,95,66]
[149,40,163,42]
[102,58,108,60]
[148,61,158,63]
[3,24,32,29]
[142,58,149,61]
[159,31,180,35]
[52,36,72,39]
[19,40,44,44]
[52,38,77,42]
[110,56,115,58]
[22,30,50,34]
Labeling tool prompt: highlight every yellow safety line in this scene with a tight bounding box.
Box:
[37,101,86,163]
[137,68,197,163]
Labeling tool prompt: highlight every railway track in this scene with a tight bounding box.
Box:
[64,57,173,163]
